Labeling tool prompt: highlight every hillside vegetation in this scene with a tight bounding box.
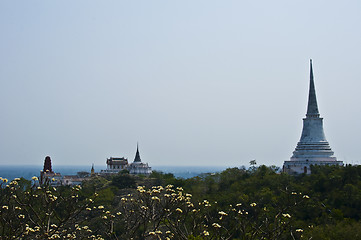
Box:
[1,164,361,239]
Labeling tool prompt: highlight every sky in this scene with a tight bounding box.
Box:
[1,1,361,167]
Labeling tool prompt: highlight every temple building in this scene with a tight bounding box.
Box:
[128,144,152,175]
[100,144,152,175]
[39,156,94,186]
[101,157,129,174]
[283,60,343,174]
[101,144,152,175]
[40,156,62,185]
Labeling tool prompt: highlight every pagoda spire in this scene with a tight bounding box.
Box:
[283,60,342,174]
[91,164,95,175]
[134,143,142,162]
[306,59,320,118]
[43,156,53,173]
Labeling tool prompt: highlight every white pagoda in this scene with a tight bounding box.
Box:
[283,60,343,174]
[128,144,152,175]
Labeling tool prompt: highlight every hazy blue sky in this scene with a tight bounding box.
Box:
[1,1,361,168]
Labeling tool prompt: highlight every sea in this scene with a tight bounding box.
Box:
[0,165,237,181]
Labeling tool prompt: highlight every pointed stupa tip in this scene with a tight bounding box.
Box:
[134,143,142,162]
[306,59,320,117]
[91,163,95,174]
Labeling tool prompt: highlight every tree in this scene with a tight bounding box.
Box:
[111,174,136,189]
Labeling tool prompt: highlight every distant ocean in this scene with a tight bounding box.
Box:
[0,165,235,181]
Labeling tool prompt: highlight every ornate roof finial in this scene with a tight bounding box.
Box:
[134,143,142,162]
[306,59,320,118]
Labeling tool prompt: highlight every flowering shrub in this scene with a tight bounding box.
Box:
[0,175,309,239]
[0,177,103,239]
[97,184,309,239]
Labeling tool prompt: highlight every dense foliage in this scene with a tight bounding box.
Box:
[1,164,361,239]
